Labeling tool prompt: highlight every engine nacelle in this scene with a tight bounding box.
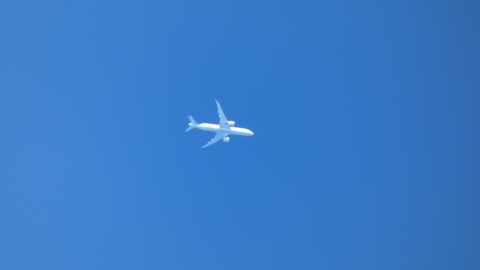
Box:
[227,120,235,126]
[223,136,230,143]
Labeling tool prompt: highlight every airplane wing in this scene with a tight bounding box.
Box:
[215,100,229,129]
[201,132,226,148]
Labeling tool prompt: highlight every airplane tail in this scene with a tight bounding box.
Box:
[185,115,197,132]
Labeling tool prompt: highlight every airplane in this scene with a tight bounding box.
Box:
[185,99,254,148]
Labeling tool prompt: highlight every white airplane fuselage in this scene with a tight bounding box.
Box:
[196,123,254,136]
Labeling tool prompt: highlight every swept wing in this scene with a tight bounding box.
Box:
[201,131,227,148]
[215,100,230,129]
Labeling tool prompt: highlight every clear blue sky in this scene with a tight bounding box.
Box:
[1,1,479,269]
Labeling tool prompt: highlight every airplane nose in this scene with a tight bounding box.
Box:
[250,130,254,136]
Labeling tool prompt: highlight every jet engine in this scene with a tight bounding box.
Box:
[227,120,235,126]
[223,136,230,142]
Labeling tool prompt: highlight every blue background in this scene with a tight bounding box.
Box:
[1,1,479,269]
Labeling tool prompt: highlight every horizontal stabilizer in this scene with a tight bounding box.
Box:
[185,115,197,132]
